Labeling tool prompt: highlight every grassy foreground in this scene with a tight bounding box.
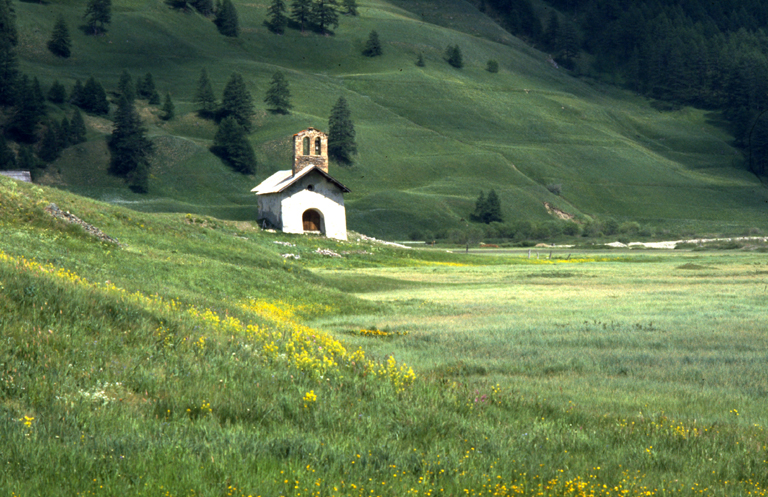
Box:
[2,176,768,496]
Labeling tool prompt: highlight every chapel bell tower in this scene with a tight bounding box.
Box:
[293,128,328,175]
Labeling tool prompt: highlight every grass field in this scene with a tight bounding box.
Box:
[11,0,768,238]
[2,176,768,495]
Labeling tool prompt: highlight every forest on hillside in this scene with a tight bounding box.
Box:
[480,0,768,177]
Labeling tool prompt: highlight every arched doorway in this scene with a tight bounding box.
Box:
[302,209,323,233]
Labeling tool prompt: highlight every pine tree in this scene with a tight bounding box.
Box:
[445,44,463,68]
[0,0,18,47]
[47,14,72,58]
[415,52,425,67]
[161,92,175,120]
[47,80,67,103]
[137,72,157,101]
[214,0,239,37]
[0,36,18,106]
[108,96,153,191]
[191,0,213,15]
[17,145,39,176]
[81,76,109,114]
[470,189,502,223]
[362,30,382,57]
[219,72,254,131]
[211,116,256,174]
[291,0,312,31]
[0,133,16,170]
[310,0,338,34]
[264,71,292,114]
[83,0,111,35]
[266,0,288,34]
[8,75,40,142]
[342,0,357,16]
[70,79,85,107]
[543,11,559,51]
[57,116,70,150]
[194,68,217,116]
[117,69,135,103]
[69,108,87,144]
[328,96,356,164]
[30,77,46,117]
[38,123,60,163]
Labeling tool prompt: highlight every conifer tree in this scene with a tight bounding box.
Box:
[47,15,72,58]
[109,96,153,192]
[0,0,18,106]
[219,72,254,131]
[192,0,213,15]
[328,96,356,164]
[38,123,60,163]
[310,0,338,34]
[17,145,38,176]
[83,0,111,35]
[415,52,425,67]
[362,30,382,57]
[117,69,135,103]
[30,77,46,117]
[48,80,66,103]
[69,108,87,144]
[211,115,256,174]
[266,0,288,34]
[342,0,357,16]
[81,76,109,114]
[137,72,158,102]
[0,133,16,170]
[194,68,217,116]
[57,116,70,150]
[8,75,40,142]
[291,0,312,31]
[214,0,239,37]
[70,79,85,107]
[161,92,175,120]
[264,71,292,114]
[445,44,463,68]
[470,189,502,223]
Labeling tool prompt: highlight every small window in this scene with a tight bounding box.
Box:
[306,184,314,191]
[314,137,322,155]
[303,137,310,155]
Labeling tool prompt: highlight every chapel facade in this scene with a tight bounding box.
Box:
[252,128,350,241]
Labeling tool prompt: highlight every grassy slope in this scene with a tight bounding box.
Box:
[3,177,768,496]
[13,0,768,238]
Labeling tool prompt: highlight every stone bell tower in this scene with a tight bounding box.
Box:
[293,128,328,175]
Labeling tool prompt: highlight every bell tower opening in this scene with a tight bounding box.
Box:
[293,128,329,175]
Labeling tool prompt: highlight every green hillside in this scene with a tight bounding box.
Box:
[11,0,768,238]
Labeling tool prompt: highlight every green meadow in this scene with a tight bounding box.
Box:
[2,176,768,496]
[11,0,768,238]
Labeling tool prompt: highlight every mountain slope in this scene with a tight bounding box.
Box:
[12,0,768,238]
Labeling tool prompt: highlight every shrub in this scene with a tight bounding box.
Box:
[546,182,562,195]
[486,59,499,73]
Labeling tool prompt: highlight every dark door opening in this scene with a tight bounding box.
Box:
[302,210,322,232]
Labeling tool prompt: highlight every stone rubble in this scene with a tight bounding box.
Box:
[45,203,123,246]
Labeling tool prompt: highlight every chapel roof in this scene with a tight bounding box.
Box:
[251,164,350,195]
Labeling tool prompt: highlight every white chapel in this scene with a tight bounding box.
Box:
[251,128,350,241]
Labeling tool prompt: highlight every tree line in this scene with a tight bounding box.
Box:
[478,0,768,176]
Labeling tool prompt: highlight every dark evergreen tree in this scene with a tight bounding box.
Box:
[17,145,39,177]
[445,44,463,68]
[264,71,292,114]
[8,75,41,142]
[70,79,85,107]
[310,0,338,34]
[83,0,111,35]
[327,96,356,164]
[47,14,72,58]
[362,30,382,57]
[194,67,217,116]
[108,96,153,191]
[470,189,502,223]
[117,69,135,103]
[342,0,357,16]
[211,116,256,174]
[47,79,67,103]
[30,77,46,117]
[291,0,312,31]
[415,52,425,67]
[137,72,157,101]
[0,36,18,106]
[214,0,239,37]
[81,76,109,114]
[543,11,560,51]
[38,123,60,163]
[69,108,87,144]
[266,0,288,34]
[192,0,213,15]
[219,72,254,131]
[57,116,70,150]
[0,133,16,170]
[161,92,175,120]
